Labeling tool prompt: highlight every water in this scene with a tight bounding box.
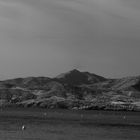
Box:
[0,109,140,140]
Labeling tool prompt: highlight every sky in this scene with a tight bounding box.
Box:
[0,0,140,79]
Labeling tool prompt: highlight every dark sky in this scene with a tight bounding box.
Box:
[0,0,140,79]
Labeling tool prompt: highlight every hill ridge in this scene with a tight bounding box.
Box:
[0,69,139,111]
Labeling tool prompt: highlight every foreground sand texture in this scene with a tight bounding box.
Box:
[0,109,140,140]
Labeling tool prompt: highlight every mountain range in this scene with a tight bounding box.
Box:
[0,69,140,111]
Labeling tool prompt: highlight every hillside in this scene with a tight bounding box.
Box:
[55,69,106,85]
[0,69,140,111]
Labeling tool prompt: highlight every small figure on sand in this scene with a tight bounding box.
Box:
[22,125,26,130]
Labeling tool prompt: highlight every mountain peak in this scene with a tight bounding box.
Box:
[55,69,106,85]
[55,69,80,79]
[69,69,80,73]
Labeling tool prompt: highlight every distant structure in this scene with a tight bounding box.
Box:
[44,112,47,116]
[123,116,126,119]
[80,114,83,119]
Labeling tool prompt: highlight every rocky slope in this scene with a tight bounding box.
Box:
[0,69,140,111]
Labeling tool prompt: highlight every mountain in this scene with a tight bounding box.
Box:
[55,69,106,85]
[0,69,140,111]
